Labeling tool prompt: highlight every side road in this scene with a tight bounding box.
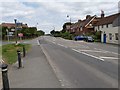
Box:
[8,43,61,88]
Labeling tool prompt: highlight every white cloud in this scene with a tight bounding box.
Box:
[1,1,119,33]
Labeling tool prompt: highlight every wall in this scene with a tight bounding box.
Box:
[101,26,119,44]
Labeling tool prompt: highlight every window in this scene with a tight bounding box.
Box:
[106,24,108,28]
[80,27,82,31]
[109,33,112,40]
[98,26,99,30]
[115,33,118,40]
[102,25,103,28]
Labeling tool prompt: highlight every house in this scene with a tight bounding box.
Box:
[94,12,120,44]
[0,23,28,29]
[69,15,100,35]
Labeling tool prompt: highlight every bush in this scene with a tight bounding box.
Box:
[61,31,73,40]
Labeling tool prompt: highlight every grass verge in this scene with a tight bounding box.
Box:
[2,44,31,64]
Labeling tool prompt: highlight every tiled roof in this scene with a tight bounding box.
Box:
[95,13,120,26]
[73,16,95,28]
[0,23,28,28]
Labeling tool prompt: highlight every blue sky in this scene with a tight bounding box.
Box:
[1,0,119,34]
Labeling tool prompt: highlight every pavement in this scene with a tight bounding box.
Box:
[8,38,61,88]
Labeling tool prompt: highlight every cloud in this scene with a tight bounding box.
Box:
[1,1,119,34]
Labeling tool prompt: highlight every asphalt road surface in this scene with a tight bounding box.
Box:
[39,36,118,88]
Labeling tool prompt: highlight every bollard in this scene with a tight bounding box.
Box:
[1,64,9,90]
[17,50,22,68]
[23,46,26,57]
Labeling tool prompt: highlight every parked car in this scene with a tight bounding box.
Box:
[74,36,85,41]
[84,36,94,42]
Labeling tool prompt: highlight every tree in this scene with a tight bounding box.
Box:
[50,30,55,35]
[37,30,45,36]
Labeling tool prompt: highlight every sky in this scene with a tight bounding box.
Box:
[0,0,120,34]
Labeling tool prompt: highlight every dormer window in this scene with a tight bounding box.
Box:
[80,26,83,31]
[98,26,99,30]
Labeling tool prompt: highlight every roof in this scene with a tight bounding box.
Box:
[95,13,120,26]
[77,16,95,28]
[0,23,28,28]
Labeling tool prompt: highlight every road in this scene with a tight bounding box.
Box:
[39,36,118,88]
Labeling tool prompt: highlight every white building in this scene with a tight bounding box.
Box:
[95,12,120,44]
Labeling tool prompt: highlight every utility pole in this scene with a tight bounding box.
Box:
[6,29,9,43]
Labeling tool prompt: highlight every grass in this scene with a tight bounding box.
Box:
[2,44,31,64]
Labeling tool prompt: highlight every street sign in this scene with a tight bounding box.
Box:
[18,33,23,37]
[9,32,13,35]
[11,29,15,31]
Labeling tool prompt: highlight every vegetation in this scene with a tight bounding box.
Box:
[0,26,45,40]
[2,44,31,64]
[50,30,74,40]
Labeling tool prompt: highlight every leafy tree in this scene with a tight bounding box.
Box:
[50,30,55,35]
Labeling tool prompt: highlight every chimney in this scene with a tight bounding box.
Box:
[86,15,91,19]
[78,19,82,22]
[101,10,105,18]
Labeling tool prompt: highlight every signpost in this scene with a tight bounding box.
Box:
[18,33,23,41]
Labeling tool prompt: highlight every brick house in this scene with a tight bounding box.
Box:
[68,15,101,35]
[1,23,28,29]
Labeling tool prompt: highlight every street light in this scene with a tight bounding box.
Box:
[14,19,17,44]
[67,15,71,33]
[6,29,9,43]
[53,26,55,31]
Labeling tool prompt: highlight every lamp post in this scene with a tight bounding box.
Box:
[14,19,17,44]
[67,15,71,33]
[53,26,55,31]
[6,29,9,43]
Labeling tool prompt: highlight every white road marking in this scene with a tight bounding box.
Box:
[79,50,107,53]
[57,44,68,48]
[52,42,56,44]
[99,56,119,60]
[94,48,119,55]
[37,40,40,45]
[72,49,105,61]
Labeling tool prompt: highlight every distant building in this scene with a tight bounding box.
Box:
[94,12,120,44]
[0,23,28,29]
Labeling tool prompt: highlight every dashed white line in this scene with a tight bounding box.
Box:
[72,49,105,61]
[57,44,68,48]
[52,42,56,44]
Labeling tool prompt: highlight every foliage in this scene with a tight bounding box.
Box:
[61,31,73,40]
[1,26,45,40]
[50,29,74,40]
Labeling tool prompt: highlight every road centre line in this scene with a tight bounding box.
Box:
[72,49,105,61]
[52,42,56,44]
[57,43,68,48]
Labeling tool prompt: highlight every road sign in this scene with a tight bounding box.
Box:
[18,33,23,37]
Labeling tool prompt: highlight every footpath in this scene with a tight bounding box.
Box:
[8,43,61,88]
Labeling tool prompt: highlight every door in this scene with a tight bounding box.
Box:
[103,34,106,43]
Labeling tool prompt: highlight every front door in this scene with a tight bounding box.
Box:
[103,34,106,43]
